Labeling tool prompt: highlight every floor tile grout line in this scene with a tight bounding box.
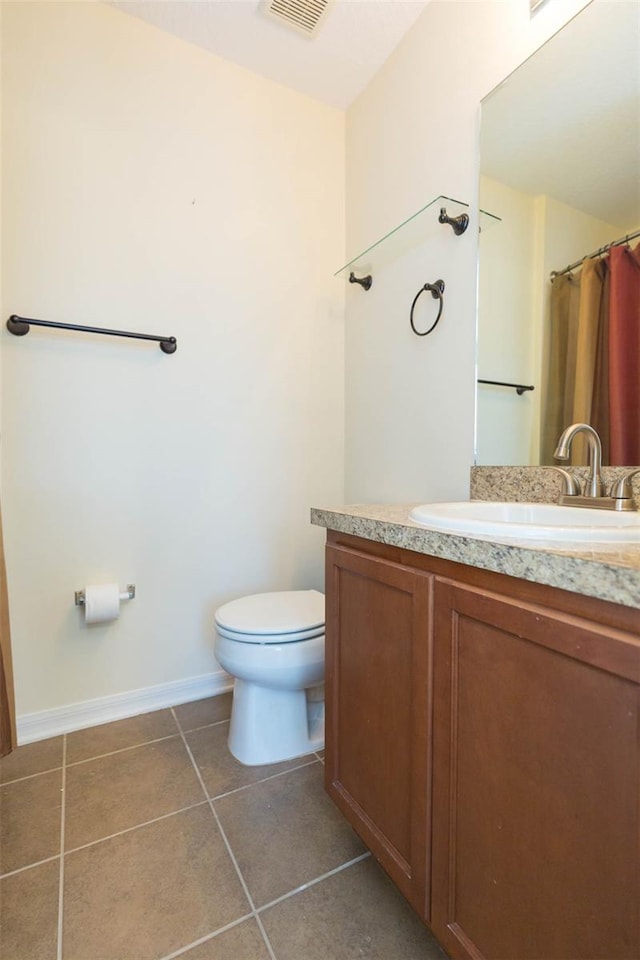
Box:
[56,735,67,960]
[0,733,179,785]
[63,799,211,856]
[12,755,232,872]
[0,712,234,785]
[0,764,64,787]
[178,717,232,735]
[252,908,279,960]
[209,756,320,803]
[256,851,373,915]
[169,710,215,806]
[157,912,255,960]
[65,732,182,769]
[206,800,278,960]
[0,853,61,881]
[8,723,233,780]
[171,708,279,960]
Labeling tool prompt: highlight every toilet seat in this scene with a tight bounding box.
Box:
[216,623,324,644]
[215,589,325,645]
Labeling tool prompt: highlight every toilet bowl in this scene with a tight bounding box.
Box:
[214,590,325,766]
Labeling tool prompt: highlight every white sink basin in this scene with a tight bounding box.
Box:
[409,501,640,543]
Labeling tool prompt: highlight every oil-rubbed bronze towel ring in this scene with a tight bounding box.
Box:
[409,279,445,336]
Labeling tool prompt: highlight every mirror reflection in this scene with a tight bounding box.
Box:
[476,0,640,466]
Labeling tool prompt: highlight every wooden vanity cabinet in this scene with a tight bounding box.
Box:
[324,530,640,960]
[431,577,640,960]
[324,540,433,916]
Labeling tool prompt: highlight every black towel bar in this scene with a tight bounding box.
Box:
[478,378,534,395]
[7,315,177,354]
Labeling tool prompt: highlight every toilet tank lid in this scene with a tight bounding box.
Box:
[214,590,325,636]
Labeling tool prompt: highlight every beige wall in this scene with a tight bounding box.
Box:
[539,197,622,294]
[2,2,345,721]
[2,0,600,729]
[477,177,538,466]
[344,0,591,502]
[0,3,3,449]
[476,180,621,466]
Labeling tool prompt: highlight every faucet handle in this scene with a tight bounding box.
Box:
[609,469,640,501]
[550,467,581,496]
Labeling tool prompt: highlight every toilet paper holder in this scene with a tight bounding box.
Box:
[75,584,136,606]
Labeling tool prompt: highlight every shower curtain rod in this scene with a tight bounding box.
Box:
[550,227,640,280]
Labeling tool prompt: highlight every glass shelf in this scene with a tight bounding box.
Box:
[335,195,501,280]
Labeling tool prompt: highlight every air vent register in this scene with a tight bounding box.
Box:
[260,0,331,38]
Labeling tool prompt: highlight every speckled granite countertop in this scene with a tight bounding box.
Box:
[311,502,640,611]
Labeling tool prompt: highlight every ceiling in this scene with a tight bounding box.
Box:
[110,0,432,109]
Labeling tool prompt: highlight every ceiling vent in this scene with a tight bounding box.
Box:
[260,0,331,38]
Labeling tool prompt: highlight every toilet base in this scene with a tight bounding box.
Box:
[228,679,324,766]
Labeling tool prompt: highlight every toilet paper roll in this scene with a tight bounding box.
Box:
[84,583,121,624]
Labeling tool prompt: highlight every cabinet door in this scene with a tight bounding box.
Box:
[431,578,640,960]
[325,544,432,917]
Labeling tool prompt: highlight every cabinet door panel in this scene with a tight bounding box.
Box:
[431,579,640,960]
[325,544,432,916]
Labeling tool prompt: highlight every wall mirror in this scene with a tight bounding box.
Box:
[476,0,640,466]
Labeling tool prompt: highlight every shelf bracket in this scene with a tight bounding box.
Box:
[439,207,469,236]
[348,272,373,291]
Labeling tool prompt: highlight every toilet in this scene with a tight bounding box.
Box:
[214,589,325,766]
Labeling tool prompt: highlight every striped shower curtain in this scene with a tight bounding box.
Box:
[541,242,640,465]
[609,244,640,462]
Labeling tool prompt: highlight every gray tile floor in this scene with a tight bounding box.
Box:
[0,693,447,960]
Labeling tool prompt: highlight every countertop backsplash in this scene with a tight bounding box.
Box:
[470,466,640,510]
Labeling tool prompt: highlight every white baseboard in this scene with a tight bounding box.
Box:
[16,670,234,745]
